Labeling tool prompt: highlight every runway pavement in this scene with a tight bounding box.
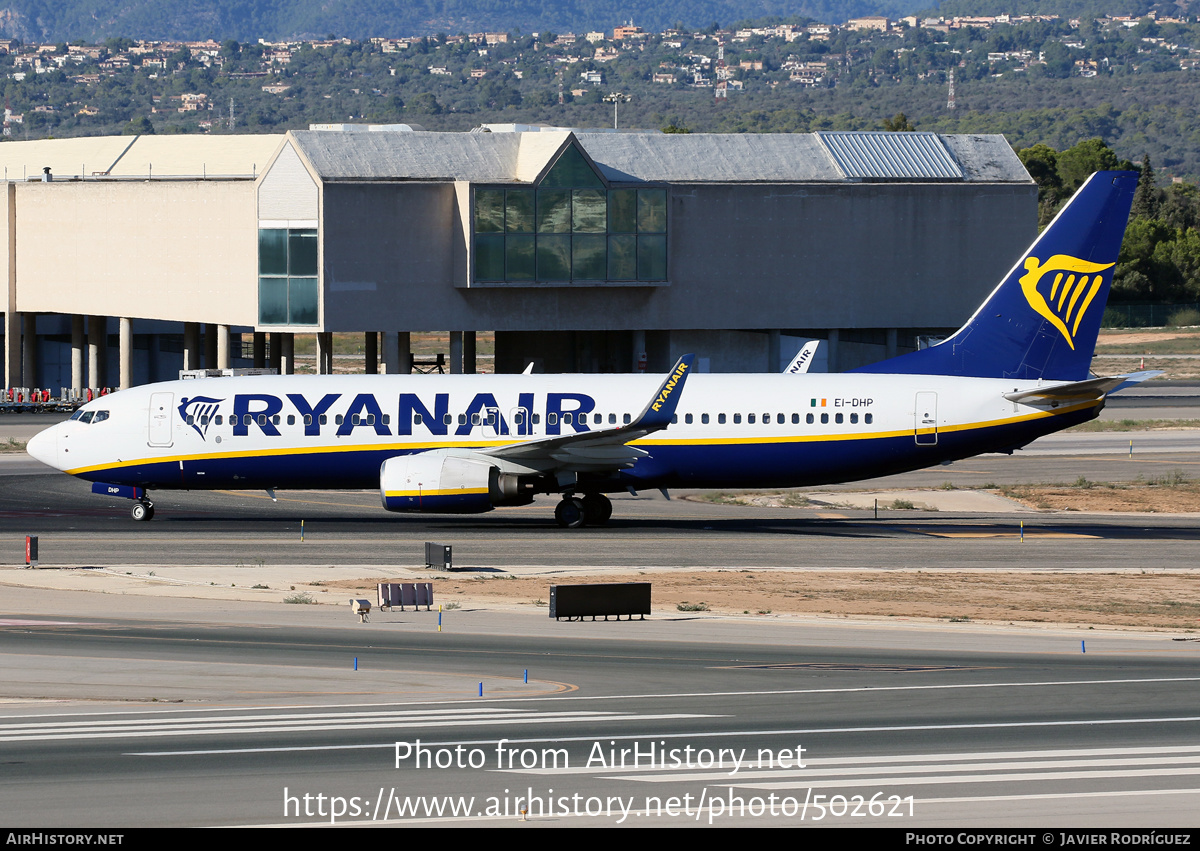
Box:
[1,586,1199,827]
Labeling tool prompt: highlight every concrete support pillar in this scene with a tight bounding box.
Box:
[364,332,377,375]
[463,331,476,374]
[632,330,646,372]
[382,332,412,375]
[767,329,781,373]
[5,184,17,391]
[317,332,333,374]
[252,332,266,369]
[268,333,282,373]
[203,324,218,370]
[382,333,398,375]
[216,324,230,370]
[399,332,412,374]
[3,309,18,390]
[182,322,200,372]
[71,315,84,395]
[21,313,36,389]
[886,328,898,360]
[449,331,463,375]
[89,315,107,389]
[827,329,840,374]
[119,317,133,390]
[280,333,294,375]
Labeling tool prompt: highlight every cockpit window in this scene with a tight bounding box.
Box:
[92,410,109,423]
[78,411,94,424]
[69,410,85,421]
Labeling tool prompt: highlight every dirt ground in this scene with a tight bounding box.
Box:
[998,481,1200,512]
[322,568,1200,632]
[1096,329,1197,346]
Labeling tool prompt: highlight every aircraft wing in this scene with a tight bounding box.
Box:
[1002,370,1163,404]
[483,354,694,471]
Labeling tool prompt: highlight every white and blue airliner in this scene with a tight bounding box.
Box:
[27,171,1151,527]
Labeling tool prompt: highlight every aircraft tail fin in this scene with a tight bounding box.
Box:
[853,170,1137,381]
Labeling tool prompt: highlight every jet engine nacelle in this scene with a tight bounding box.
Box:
[380,451,536,514]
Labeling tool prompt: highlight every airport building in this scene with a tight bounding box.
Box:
[1,127,1035,392]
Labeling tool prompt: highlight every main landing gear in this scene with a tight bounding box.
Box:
[130,498,155,521]
[554,493,612,528]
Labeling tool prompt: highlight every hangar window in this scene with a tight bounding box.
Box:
[473,143,667,285]
[258,228,319,326]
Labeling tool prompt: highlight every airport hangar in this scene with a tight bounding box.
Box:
[0,127,1036,394]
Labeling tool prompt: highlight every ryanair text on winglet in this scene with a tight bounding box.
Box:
[651,361,691,412]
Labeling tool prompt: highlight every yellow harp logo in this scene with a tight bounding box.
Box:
[1018,254,1115,350]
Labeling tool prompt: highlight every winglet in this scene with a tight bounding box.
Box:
[633,354,694,430]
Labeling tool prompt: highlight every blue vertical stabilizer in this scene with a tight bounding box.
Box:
[854,171,1137,381]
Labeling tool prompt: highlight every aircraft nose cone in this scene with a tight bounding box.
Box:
[26,426,59,469]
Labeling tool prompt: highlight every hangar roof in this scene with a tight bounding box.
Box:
[286,129,1031,185]
[0,134,283,180]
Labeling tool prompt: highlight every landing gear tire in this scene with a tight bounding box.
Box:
[554,496,586,528]
[131,500,154,521]
[581,493,612,526]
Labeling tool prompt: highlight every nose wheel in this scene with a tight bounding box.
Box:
[131,499,155,521]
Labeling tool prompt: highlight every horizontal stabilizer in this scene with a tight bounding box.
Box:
[1003,370,1163,404]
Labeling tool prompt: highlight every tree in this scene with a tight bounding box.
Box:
[882,111,914,132]
[1056,138,1119,193]
[122,116,154,136]
[1018,143,1065,226]
[1131,154,1160,219]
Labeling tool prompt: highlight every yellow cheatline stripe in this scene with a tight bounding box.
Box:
[382,488,489,498]
[64,399,1102,477]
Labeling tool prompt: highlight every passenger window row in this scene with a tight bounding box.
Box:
[668,412,874,425]
[184,409,874,429]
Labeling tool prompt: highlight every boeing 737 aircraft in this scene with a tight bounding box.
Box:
[28,171,1148,527]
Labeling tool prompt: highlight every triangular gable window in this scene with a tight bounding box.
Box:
[539,144,605,189]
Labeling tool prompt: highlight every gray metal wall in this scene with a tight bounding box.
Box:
[318,180,1037,335]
